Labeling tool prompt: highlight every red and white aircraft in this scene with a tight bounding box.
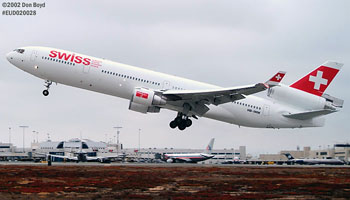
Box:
[6,47,343,130]
[163,138,215,163]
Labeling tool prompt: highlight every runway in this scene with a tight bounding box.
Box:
[0,162,349,199]
[1,161,349,168]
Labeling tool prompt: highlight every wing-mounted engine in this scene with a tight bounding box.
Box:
[129,87,166,114]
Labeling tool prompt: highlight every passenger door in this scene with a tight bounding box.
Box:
[263,104,270,116]
[162,80,171,90]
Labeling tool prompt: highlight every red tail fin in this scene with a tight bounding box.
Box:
[290,61,343,96]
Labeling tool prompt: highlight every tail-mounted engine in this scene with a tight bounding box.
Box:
[268,85,343,111]
[129,87,166,114]
[322,93,344,110]
[267,85,326,110]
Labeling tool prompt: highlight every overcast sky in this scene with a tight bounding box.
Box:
[1,0,349,156]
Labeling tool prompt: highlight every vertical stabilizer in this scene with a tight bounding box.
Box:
[283,153,294,160]
[205,138,215,154]
[290,61,343,96]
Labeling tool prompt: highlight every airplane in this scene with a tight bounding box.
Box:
[221,157,246,164]
[283,153,345,165]
[6,47,344,130]
[46,140,126,163]
[163,138,215,163]
[48,152,125,163]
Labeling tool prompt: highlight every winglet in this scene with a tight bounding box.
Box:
[265,71,286,86]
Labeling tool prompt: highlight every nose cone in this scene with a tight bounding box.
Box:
[6,52,14,63]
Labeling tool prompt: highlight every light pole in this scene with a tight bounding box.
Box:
[138,128,141,160]
[36,131,39,143]
[113,126,122,154]
[19,126,29,153]
[138,128,141,152]
[8,127,11,144]
[32,131,36,143]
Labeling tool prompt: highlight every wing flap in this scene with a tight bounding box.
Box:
[283,109,337,120]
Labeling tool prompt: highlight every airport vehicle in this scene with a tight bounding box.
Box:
[163,138,215,163]
[6,47,344,130]
[283,153,345,165]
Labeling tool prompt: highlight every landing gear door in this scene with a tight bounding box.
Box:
[263,104,270,116]
[30,50,38,61]
[162,80,171,90]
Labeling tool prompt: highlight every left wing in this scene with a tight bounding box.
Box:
[161,71,285,116]
[163,83,268,105]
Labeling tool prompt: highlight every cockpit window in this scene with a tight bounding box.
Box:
[14,49,25,54]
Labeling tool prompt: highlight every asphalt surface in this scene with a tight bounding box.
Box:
[1,161,349,168]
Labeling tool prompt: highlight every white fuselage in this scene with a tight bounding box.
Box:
[164,153,214,163]
[6,46,327,128]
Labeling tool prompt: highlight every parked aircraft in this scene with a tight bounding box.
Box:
[163,138,215,163]
[6,47,343,130]
[221,157,246,164]
[47,141,125,163]
[283,153,345,165]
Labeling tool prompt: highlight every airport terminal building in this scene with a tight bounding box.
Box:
[1,138,247,163]
[259,144,350,163]
[1,138,349,164]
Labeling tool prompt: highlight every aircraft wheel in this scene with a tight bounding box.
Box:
[185,119,192,127]
[169,121,177,129]
[175,116,182,124]
[178,121,187,130]
[43,90,49,96]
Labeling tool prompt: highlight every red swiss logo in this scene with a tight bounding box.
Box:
[49,50,102,68]
[136,91,149,99]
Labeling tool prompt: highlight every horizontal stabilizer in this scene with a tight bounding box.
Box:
[283,109,337,120]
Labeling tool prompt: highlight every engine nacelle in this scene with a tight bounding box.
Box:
[129,87,166,114]
[268,84,326,110]
[167,158,174,163]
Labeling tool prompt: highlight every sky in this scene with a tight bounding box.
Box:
[0,0,349,156]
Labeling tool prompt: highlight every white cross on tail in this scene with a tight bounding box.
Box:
[309,71,328,90]
[275,74,281,80]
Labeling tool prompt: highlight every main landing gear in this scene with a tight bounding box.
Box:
[169,113,192,131]
[43,80,52,96]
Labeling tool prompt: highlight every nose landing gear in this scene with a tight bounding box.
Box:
[43,80,52,96]
[169,113,193,131]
